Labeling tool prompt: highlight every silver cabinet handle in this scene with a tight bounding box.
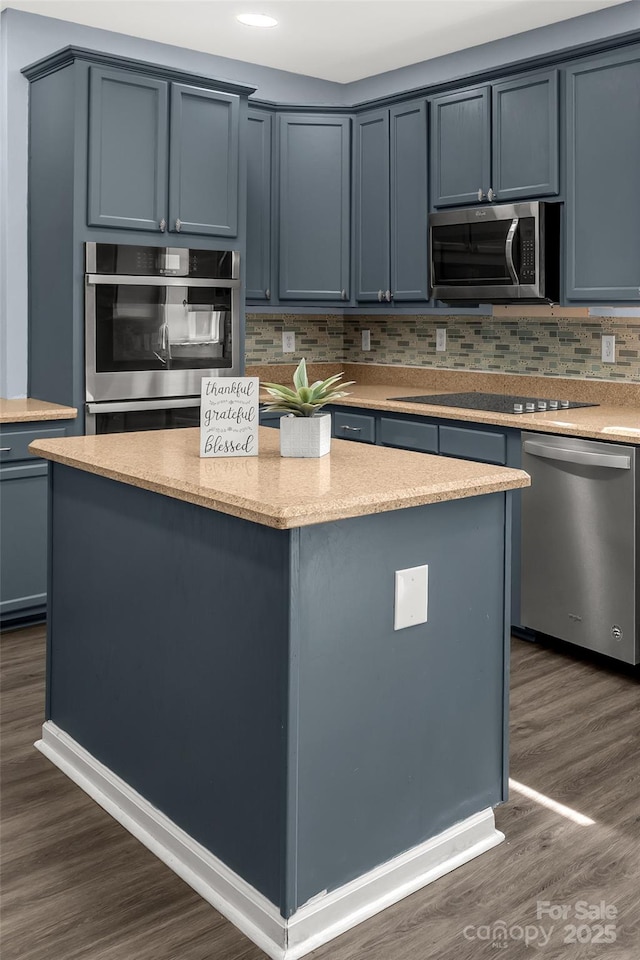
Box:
[341,289,347,300]
[159,218,166,232]
[377,289,383,302]
[523,440,631,470]
[175,218,182,232]
[0,446,12,452]
[487,187,496,202]
[340,425,362,432]
[265,288,270,300]
[477,188,485,201]
[385,289,392,302]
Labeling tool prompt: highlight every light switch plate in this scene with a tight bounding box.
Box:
[283,331,296,353]
[394,565,428,631]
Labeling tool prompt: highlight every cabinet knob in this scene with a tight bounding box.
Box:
[487,187,496,202]
[265,288,271,300]
[477,188,485,202]
[159,218,166,232]
[377,289,383,302]
[175,218,182,232]
[385,290,392,302]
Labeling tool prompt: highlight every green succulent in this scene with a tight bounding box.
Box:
[262,358,354,417]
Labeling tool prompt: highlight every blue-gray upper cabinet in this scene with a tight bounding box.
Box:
[565,46,640,302]
[169,84,239,237]
[246,110,273,300]
[88,66,240,237]
[354,101,428,302]
[431,71,559,207]
[278,115,351,301]
[430,86,490,207]
[492,72,559,202]
[88,67,169,232]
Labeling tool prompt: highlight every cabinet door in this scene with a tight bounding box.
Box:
[0,461,48,623]
[278,115,351,300]
[390,100,429,301]
[492,71,559,202]
[246,110,273,300]
[565,48,640,301]
[354,109,390,301]
[169,84,239,237]
[430,86,490,207]
[88,67,168,232]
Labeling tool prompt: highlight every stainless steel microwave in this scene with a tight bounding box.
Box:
[429,201,560,304]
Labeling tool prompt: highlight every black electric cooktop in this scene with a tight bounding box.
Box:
[392,391,599,415]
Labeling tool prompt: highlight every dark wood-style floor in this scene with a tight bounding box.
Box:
[1,625,639,959]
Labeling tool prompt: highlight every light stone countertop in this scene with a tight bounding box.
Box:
[0,398,78,424]
[29,427,530,530]
[270,385,639,444]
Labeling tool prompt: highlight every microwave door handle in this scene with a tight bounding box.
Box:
[505,217,519,284]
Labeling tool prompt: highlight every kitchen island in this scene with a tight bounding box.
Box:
[30,427,529,960]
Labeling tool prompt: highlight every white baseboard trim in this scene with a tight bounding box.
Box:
[36,722,503,960]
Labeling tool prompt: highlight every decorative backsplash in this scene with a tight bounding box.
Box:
[246,314,640,382]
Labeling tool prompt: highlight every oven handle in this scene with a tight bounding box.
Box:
[86,275,240,288]
[505,217,519,284]
[86,398,199,415]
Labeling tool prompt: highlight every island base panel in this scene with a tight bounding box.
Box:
[44,462,510,932]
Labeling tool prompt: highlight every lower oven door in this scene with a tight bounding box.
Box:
[86,399,201,435]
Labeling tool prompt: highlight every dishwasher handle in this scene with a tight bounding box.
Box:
[523,440,631,470]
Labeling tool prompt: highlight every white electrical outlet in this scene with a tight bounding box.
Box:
[394,565,428,631]
[436,328,447,352]
[362,329,371,351]
[282,331,296,353]
[601,334,615,363]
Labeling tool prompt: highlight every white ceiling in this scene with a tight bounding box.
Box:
[1,0,629,82]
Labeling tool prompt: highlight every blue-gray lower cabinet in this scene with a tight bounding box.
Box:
[277,114,351,301]
[0,421,69,626]
[246,110,273,300]
[565,45,640,302]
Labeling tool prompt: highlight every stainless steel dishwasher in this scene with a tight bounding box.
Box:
[521,432,638,664]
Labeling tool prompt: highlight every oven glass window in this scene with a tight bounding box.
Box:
[95,406,201,434]
[432,220,521,285]
[94,285,233,372]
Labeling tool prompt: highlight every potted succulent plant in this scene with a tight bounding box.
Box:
[262,358,354,458]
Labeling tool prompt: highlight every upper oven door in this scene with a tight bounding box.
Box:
[85,276,240,402]
[429,201,541,302]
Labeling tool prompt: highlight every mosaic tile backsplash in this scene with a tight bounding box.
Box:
[246,314,640,382]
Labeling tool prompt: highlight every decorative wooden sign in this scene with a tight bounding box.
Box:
[199,377,259,457]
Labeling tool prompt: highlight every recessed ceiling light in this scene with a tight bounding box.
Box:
[236,13,278,28]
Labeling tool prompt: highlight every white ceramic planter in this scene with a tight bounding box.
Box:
[280,413,331,458]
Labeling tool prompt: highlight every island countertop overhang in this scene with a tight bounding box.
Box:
[30,426,530,529]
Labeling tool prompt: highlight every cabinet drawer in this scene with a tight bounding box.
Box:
[439,425,506,464]
[0,425,67,463]
[379,417,438,453]
[333,411,376,444]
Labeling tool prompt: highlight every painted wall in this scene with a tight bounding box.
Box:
[246,313,640,382]
[2,4,639,397]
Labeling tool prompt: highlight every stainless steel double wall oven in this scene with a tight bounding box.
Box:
[85,243,241,433]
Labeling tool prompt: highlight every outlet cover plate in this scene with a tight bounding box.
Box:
[362,329,371,351]
[283,331,296,353]
[436,328,447,352]
[394,565,428,630]
[601,334,615,363]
